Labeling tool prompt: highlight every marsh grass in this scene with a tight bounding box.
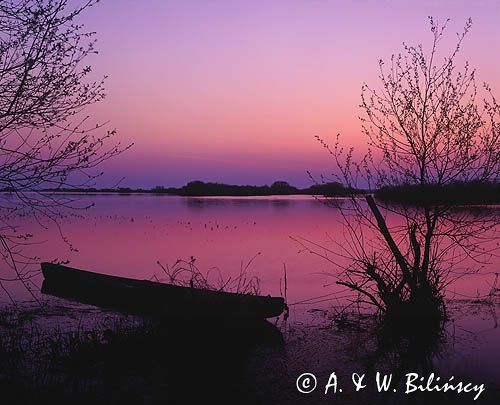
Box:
[0,305,150,404]
[155,254,262,295]
[0,302,283,405]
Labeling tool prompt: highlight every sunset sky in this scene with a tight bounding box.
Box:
[81,0,500,188]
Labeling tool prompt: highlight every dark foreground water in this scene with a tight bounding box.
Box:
[0,194,499,404]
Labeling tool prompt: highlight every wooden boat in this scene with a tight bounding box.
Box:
[41,262,286,319]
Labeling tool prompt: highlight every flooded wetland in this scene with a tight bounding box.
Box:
[1,194,499,404]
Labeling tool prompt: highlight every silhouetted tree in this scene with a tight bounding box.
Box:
[270,181,298,194]
[310,18,500,328]
[0,0,129,298]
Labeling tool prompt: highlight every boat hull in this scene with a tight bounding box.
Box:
[41,263,285,319]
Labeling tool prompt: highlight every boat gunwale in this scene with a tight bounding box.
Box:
[41,262,284,304]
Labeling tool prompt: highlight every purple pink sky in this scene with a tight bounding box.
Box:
[80,0,500,188]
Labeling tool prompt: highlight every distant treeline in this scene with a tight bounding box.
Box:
[4,180,360,197]
[172,180,360,197]
[376,181,500,205]
[3,180,498,203]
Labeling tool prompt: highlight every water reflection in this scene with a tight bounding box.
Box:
[1,195,498,309]
[0,195,499,403]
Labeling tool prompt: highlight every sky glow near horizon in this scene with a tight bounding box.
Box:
[79,0,500,188]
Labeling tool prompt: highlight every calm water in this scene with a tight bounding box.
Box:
[2,194,500,401]
[2,194,354,305]
[3,194,498,305]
